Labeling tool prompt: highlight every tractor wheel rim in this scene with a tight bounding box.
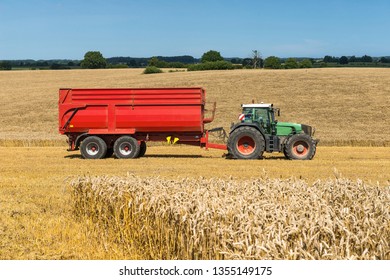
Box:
[237,136,256,155]
[293,141,309,156]
[119,143,132,155]
[86,142,99,156]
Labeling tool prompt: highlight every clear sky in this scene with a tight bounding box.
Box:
[1,0,389,60]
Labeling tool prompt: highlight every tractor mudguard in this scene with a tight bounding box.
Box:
[229,122,266,137]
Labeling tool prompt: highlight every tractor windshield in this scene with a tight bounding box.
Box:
[254,108,270,123]
[242,107,273,134]
[242,107,271,123]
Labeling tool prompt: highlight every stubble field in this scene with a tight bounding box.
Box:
[0,68,389,259]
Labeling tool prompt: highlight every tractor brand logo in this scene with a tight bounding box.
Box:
[238,114,245,121]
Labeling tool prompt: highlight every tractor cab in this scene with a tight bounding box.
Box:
[241,103,279,134]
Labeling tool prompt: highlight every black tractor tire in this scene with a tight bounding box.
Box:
[114,136,140,159]
[138,141,147,157]
[227,126,265,159]
[80,136,107,159]
[284,134,316,160]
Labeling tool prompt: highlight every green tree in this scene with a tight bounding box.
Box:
[339,56,349,65]
[361,55,373,63]
[143,66,162,74]
[201,50,224,63]
[349,56,357,63]
[148,57,160,66]
[323,55,337,63]
[284,58,299,69]
[299,59,313,68]
[241,58,252,68]
[263,56,281,69]
[187,61,234,71]
[81,51,107,69]
[0,61,12,70]
[148,57,169,68]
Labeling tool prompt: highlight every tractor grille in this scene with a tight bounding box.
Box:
[301,124,313,136]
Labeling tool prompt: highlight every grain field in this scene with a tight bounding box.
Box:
[1,68,390,145]
[1,68,389,259]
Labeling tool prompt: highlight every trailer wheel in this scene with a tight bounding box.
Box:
[138,141,147,157]
[227,126,265,159]
[284,134,316,160]
[80,136,107,159]
[114,136,140,159]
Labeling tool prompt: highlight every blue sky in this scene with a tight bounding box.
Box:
[1,0,389,59]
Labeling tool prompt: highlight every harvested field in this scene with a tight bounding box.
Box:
[1,68,390,145]
[1,68,390,260]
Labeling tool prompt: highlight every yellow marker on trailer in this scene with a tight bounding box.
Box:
[166,136,179,144]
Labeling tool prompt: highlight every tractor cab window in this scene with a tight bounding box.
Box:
[254,108,269,124]
[242,107,253,119]
[242,107,272,132]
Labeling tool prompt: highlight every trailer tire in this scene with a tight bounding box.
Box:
[227,126,265,159]
[284,134,316,160]
[80,136,107,159]
[114,136,140,159]
[138,141,147,157]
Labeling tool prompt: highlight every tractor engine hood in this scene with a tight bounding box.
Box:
[276,122,315,136]
[276,122,303,136]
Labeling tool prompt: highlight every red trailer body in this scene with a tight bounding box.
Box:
[58,88,226,158]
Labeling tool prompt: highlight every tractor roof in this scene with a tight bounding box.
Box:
[242,103,273,108]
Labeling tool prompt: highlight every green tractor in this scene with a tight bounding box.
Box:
[227,103,318,160]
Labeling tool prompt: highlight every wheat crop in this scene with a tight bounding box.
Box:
[70,174,390,260]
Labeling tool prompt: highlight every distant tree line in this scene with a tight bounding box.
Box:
[0,59,79,70]
[1,51,390,71]
[0,61,12,70]
[107,55,197,68]
[323,55,377,64]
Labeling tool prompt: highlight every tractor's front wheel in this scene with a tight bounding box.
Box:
[284,134,316,160]
[227,126,265,159]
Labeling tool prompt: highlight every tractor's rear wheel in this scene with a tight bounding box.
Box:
[227,126,265,159]
[114,136,140,159]
[80,136,107,159]
[284,134,316,160]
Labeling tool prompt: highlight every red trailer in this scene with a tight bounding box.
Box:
[58,87,227,159]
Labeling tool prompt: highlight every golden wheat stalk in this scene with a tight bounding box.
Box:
[69,174,390,260]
